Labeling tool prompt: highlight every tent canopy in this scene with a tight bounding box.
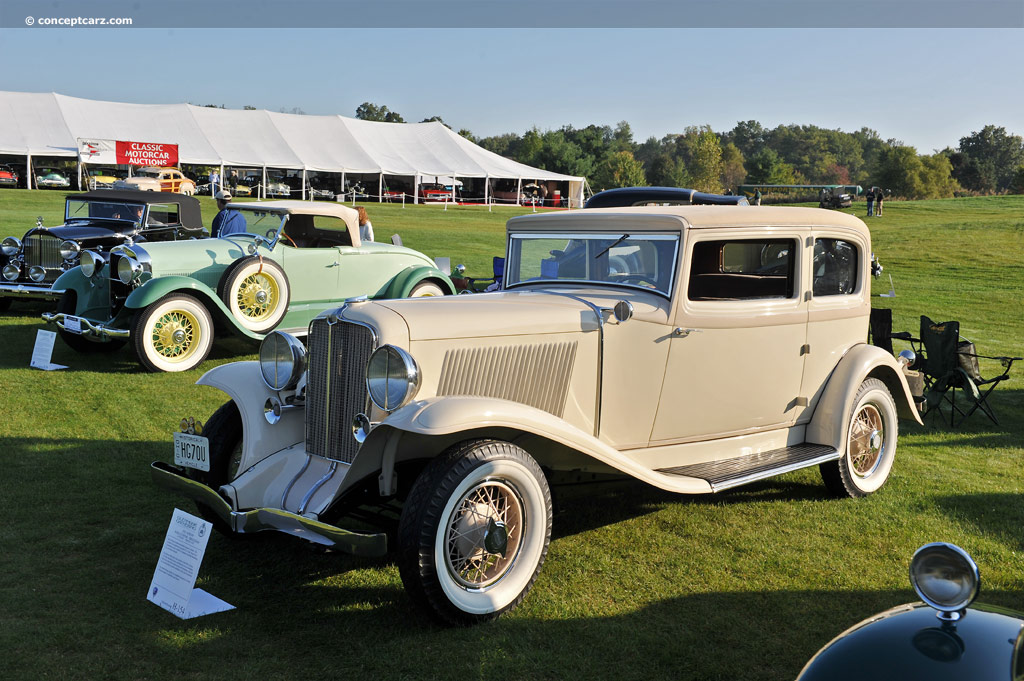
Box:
[0,91,583,185]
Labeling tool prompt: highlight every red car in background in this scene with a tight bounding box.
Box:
[0,165,19,188]
[418,182,456,203]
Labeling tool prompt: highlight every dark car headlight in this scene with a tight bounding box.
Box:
[259,331,306,391]
[117,256,142,284]
[909,543,979,620]
[59,240,81,262]
[366,345,419,412]
[1,236,21,256]
[3,262,20,281]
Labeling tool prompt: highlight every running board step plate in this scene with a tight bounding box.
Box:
[657,443,839,492]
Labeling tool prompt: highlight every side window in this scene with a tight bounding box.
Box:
[688,238,796,300]
[147,204,180,225]
[813,238,858,296]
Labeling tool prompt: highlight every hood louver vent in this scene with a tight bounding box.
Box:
[437,342,577,417]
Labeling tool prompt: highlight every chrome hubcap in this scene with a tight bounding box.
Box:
[850,404,884,476]
[446,480,523,588]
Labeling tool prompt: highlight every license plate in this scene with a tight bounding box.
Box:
[64,315,82,335]
[173,432,210,472]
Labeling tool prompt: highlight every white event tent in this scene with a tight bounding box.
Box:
[0,91,585,206]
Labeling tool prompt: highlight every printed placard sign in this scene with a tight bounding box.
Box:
[116,141,179,167]
[147,508,234,619]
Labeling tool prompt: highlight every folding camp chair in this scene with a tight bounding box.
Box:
[869,307,924,408]
[916,316,1020,426]
[464,256,505,292]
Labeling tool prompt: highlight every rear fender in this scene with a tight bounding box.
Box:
[807,343,922,452]
[381,265,456,298]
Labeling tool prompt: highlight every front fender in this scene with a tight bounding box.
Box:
[196,361,304,473]
[124,275,261,339]
[52,267,91,300]
[381,265,456,298]
[807,343,923,452]
[348,396,713,495]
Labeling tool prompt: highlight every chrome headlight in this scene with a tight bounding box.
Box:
[910,542,979,620]
[79,251,103,278]
[117,256,142,284]
[59,240,80,261]
[366,345,419,412]
[1,236,21,256]
[28,265,46,283]
[2,262,20,281]
[259,331,306,391]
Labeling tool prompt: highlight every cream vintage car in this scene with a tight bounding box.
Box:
[153,205,922,624]
[115,167,197,195]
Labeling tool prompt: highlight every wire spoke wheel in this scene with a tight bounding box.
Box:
[849,403,883,476]
[445,479,524,589]
[151,308,201,359]
[235,272,279,321]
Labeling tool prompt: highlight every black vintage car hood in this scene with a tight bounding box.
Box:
[26,222,140,244]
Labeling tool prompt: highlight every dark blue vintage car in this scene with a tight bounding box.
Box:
[798,543,1024,680]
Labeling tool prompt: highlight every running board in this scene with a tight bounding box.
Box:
[657,444,839,492]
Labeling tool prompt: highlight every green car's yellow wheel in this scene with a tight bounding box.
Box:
[131,293,214,372]
[219,256,290,333]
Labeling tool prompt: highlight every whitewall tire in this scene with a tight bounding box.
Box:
[218,256,290,333]
[409,280,445,297]
[131,293,214,372]
[821,378,898,498]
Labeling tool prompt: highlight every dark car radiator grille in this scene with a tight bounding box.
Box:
[24,235,64,281]
[305,317,375,463]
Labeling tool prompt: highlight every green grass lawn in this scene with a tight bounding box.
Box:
[1,190,1023,680]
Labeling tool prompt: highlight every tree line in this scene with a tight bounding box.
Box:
[354,102,1024,199]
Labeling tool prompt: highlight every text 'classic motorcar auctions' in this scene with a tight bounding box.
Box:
[152,204,922,624]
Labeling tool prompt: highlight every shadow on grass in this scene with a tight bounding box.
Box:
[933,492,1024,552]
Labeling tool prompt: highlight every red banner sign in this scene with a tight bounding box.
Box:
[115,141,179,167]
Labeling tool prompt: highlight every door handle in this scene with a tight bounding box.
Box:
[673,327,700,337]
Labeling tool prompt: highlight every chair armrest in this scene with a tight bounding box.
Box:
[890,332,916,341]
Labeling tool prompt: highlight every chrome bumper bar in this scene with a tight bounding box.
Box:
[41,311,131,339]
[0,283,63,300]
[150,462,388,557]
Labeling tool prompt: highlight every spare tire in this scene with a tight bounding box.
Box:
[218,256,290,333]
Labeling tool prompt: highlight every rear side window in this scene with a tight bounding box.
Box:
[813,238,858,296]
[688,239,796,300]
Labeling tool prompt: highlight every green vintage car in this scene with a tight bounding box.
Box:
[43,201,455,372]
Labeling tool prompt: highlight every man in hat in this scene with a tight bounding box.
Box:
[211,190,247,237]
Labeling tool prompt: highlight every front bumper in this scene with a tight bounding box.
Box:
[41,311,130,339]
[0,282,63,300]
[150,461,388,556]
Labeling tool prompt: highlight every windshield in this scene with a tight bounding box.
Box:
[506,232,679,297]
[232,208,287,237]
[66,198,145,222]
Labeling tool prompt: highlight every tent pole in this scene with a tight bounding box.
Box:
[219,163,224,195]
[378,173,383,203]
[340,171,345,200]
[516,177,522,206]
[77,159,83,191]
[26,154,32,190]
[414,175,420,205]
[302,168,307,201]
[261,165,267,200]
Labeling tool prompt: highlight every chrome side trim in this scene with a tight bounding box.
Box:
[41,311,131,339]
[298,461,337,514]
[281,453,312,508]
[150,462,387,556]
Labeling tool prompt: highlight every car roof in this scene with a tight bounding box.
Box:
[70,190,203,229]
[508,205,869,235]
[226,200,359,235]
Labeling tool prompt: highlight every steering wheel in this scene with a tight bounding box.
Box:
[611,273,658,288]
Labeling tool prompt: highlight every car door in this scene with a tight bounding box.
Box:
[650,229,809,443]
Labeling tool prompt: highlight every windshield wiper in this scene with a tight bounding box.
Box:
[594,233,630,260]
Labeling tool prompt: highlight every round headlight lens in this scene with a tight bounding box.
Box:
[910,543,979,616]
[117,256,141,284]
[259,331,306,391]
[366,345,419,412]
[59,240,80,261]
[3,262,20,281]
[1,236,21,256]
[28,265,46,283]
[80,251,103,278]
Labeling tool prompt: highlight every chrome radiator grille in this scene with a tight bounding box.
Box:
[437,342,578,417]
[24,235,63,280]
[305,317,375,463]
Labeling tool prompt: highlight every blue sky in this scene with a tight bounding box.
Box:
[2,28,1022,153]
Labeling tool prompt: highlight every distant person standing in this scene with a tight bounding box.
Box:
[754,189,762,205]
[229,168,238,191]
[866,189,874,217]
[875,188,884,217]
[357,206,374,242]
[211,191,246,237]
